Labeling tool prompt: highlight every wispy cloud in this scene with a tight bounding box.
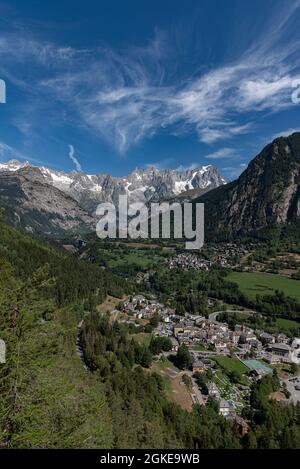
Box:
[205,148,238,160]
[222,163,248,180]
[0,142,16,158]
[0,1,300,154]
[68,144,82,171]
[143,157,175,171]
[175,163,207,171]
[271,128,300,140]
[0,141,47,166]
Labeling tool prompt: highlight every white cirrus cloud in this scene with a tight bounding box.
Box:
[0,1,300,154]
[0,141,48,166]
[271,128,300,140]
[68,144,82,172]
[205,148,238,160]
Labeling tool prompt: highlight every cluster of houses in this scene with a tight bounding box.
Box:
[209,243,251,265]
[166,253,212,271]
[119,294,299,427]
[121,292,300,373]
[171,318,264,354]
[122,295,300,368]
[122,294,172,321]
[156,312,300,366]
[166,243,252,271]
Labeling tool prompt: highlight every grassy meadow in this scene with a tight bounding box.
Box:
[227,271,300,301]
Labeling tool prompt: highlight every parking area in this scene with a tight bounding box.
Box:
[283,375,300,404]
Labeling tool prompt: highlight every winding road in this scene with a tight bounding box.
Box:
[209,309,257,322]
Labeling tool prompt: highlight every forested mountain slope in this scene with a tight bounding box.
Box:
[0,220,241,448]
[198,132,300,239]
[0,219,126,447]
[0,218,299,448]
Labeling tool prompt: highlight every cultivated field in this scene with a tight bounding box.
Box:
[227,272,300,301]
[102,248,168,269]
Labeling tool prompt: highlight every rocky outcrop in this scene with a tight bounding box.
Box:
[0,169,95,235]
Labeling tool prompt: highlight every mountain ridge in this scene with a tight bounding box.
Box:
[0,159,226,234]
[198,132,300,239]
[0,160,226,213]
[0,169,95,235]
[1,132,299,239]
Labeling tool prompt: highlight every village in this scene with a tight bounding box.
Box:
[114,293,300,435]
[121,294,300,366]
[166,243,252,270]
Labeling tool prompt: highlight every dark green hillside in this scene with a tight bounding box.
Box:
[198,132,300,240]
[0,215,127,305]
[80,313,242,448]
[0,261,113,448]
[0,220,240,449]
[1,219,299,449]
[0,218,130,448]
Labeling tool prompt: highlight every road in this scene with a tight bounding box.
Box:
[112,309,120,322]
[182,369,206,406]
[191,384,206,406]
[192,350,229,357]
[209,309,257,322]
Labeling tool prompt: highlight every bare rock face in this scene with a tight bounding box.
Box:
[0,158,226,235]
[198,132,300,238]
[1,133,299,239]
[0,161,226,213]
[0,170,95,235]
[47,164,226,214]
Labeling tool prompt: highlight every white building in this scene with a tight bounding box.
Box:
[219,399,234,417]
[291,338,300,365]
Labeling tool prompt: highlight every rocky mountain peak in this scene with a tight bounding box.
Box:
[0,159,226,213]
[199,131,300,238]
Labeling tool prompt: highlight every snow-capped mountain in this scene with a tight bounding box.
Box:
[0,160,29,172]
[0,160,226,214]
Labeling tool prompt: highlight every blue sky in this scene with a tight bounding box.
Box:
[0,0,300,179]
